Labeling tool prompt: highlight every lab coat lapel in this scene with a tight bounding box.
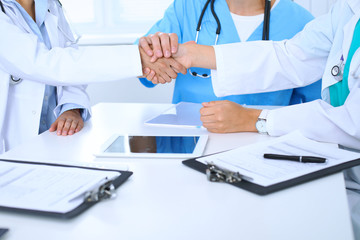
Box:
[343,0,360,59]
[44,9,60,47]
[323,3,360,91]
[1,2,32,33]
[342,14,359,62]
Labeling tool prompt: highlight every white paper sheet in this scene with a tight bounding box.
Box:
[198,131,360,187]
[0,162,120,213]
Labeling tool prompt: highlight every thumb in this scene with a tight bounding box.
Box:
[202,101,216,107]
[49,121,57,132]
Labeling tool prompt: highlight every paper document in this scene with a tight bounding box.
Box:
[0,162,120,213]
[145,102,203,128]
[197,131,360,187]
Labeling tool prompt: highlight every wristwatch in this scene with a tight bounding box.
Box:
[255,109,269,134]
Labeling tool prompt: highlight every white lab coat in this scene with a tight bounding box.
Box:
[211,0,360,236]
[0,0,142,154]
[211,0,360,150]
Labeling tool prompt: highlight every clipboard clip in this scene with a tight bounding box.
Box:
[84,179,116,202]
[206,162,245,183]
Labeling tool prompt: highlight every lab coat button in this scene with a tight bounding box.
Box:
[32,111,36,115]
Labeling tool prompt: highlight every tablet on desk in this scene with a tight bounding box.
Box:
[145,102,203,128]
[94,134,208,158]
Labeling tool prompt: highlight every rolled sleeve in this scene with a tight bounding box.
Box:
[59,103,90,122]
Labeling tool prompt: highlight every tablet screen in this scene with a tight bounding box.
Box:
[105,136,200,154]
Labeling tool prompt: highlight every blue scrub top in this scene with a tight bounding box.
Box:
[137,0,321,106]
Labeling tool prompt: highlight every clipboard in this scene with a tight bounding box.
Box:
[182,132,360,195]
[183,156,360,195]
[0,159,133,219]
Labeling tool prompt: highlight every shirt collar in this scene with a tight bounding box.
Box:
[34,0,49,27]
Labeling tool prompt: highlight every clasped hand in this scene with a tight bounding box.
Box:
[139,32,190,84]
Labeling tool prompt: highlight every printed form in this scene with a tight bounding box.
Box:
[0,162,120,213]
[198,131,360,187]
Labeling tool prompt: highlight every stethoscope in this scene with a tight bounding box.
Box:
[332,54,360,81]
[0,0,23,85]
[331,55,344,81]
[189,0,272,78]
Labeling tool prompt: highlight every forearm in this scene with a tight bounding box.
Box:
[189,44,216,69]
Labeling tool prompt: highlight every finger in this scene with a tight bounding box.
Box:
[169,59,187,75]
[159,32,171,58]
[164,65,178,80]
[151,76,159,84]
[150,55,159,63]
[75,121,84,133]
[158,71,171,83]
[143,67,150,75]
[202,102,210,107]
[200,106,217,116]
[169,33,179,54]
[205,127,222,133]
[56,118,65,135]
[200,114,217,124]
[68,119,79,135]
[139,37,154,57]
[157,76,166,84]
[202,101,222,108]
[62,119,72,136]
[151,33,163,58]
[146,70,156,82]
[201,121,224,131]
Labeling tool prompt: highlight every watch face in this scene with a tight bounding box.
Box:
[256,119,267,133]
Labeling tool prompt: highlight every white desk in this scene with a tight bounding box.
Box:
[0,103,354,240]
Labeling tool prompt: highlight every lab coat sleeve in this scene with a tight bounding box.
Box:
[210,7,338,96]
[136,0,185,88]
[55,85,92,121]
[52,6,92,121]
[0,13,143,86]
[266,83,360,149]
[210,1,360,148]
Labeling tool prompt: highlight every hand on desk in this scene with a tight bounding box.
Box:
[49,109,84,136]
[200,100,261,133]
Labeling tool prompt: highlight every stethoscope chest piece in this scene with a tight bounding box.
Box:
[331,55,344,82]
[10,75,23,85]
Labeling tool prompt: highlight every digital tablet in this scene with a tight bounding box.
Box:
[94,134,208,158]
[145,102,203,128]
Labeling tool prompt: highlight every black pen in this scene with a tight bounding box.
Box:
[263,153,326,163]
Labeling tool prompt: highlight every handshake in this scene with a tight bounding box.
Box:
[138,32,196,84]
